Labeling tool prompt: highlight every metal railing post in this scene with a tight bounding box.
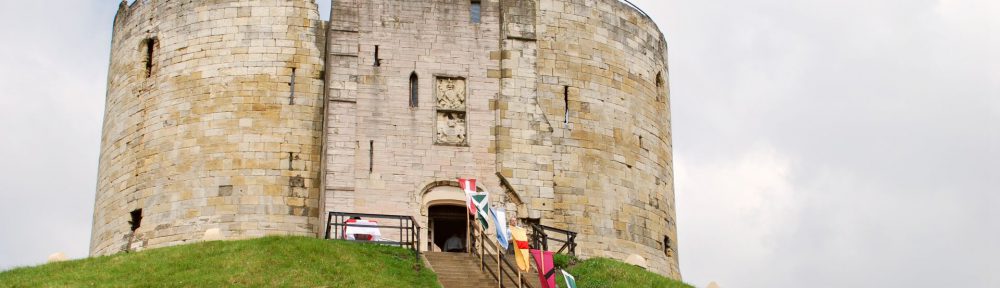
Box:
[480,227,485,271]
[518,270,523,288]
[324,212,331,239]
[542,233,548,251]
[416,225,422,258]
[497,250,502,288]
[466,212,471,253]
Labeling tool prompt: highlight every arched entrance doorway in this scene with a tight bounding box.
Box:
[421,183,475,253]
[427,205,469,252]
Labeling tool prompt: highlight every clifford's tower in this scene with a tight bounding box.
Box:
[93,0,680,279]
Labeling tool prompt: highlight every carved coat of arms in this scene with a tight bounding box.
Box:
[435,77,468,145]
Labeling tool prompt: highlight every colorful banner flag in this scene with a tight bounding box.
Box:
[561,270,578,288]
[509,226,531,272]
[471,192,490,229]
[530,249,557,288]
[490,208,510,250]
[458,178,477,215]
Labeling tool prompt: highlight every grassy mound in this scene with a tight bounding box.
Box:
[555,257,693,288]
[0,236,439,287]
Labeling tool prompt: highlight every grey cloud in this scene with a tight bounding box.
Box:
[1,1,997,288]
[647,0,999,286]
[0,0,111,270]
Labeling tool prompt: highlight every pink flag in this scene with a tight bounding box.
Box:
[530,249,557,288]
[458,178,477,215]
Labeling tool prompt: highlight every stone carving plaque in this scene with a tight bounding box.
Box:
[436,78,466,110]
[436,112,467,145]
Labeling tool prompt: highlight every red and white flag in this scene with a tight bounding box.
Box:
[458,178,477,215]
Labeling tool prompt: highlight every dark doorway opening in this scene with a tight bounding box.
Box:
[428,205,470,253]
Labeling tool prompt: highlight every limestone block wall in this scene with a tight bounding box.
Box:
[321,0,504,248]
[533,0,679,277]
[319,0,677,278]
[91,0,326,255]
[496,0,557,219]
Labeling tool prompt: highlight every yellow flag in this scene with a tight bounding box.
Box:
[509,226,531,272]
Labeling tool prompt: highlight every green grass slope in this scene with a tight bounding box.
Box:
[555,257,694,288]
[0,236,440,288]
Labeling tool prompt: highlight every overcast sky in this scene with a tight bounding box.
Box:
[1,1,997,287]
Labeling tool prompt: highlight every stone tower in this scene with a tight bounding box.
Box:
[94,0,678,279]
[91,0,326,255]
[319,0,677,278]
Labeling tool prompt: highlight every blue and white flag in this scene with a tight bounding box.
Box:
[490,207,510,250]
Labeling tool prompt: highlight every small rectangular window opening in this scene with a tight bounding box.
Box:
[289,68,297,105]
[563,86,570,127]
[664,235,673,257]
[471,1,482,23]
[288,152,294,170]
[374,45,381,67]
[369,140,374,174]
[144,38,156,78]
[409,72,419,108]
[129,209,143,232]
[656,72,665,102]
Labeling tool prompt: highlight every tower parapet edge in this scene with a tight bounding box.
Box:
[91,0,326,255]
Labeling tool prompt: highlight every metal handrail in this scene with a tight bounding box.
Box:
[529,223,577,256]
[469,220,535,288]
[324,211,421,259]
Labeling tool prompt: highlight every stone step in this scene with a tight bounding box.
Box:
[426,260,480,264]
[426,252,540,288]
[429,262,481,266]
[429,264,482,270]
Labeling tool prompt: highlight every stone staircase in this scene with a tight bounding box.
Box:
[425,252,541,288]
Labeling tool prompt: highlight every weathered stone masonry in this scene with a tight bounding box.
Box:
[94,0,678,280]
[92,0,326,255]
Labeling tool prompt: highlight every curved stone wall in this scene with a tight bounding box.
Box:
[91,0,326,255]
[485,0,677,278]
[534,0,678,278]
